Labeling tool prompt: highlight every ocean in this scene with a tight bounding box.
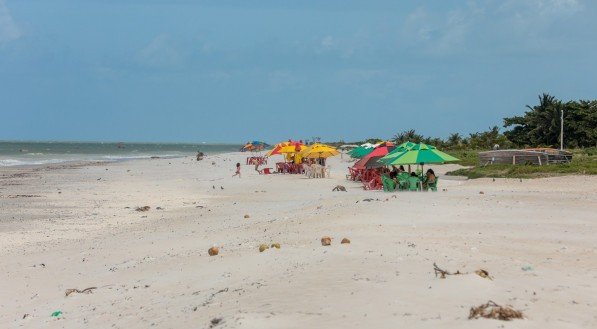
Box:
[0,141,243,167]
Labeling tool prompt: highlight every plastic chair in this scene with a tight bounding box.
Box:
[381,175,396,192]
[427,177,438,191]
[407,176,420,191]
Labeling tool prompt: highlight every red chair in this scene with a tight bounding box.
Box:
[348,167,359,180]
[276,162,284,173]
[363,175,382,190]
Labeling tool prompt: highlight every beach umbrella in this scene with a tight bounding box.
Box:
[352,142,396,169]
[380,143,459,166]
[243,141,269,152]
[379,141,417,161]
[300,143,340,158]
[266,140,305,156]
[348,142,381,159]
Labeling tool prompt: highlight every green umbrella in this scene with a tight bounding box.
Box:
[381,143,459,165]
[379,141,417,161]
[348,144,377,159]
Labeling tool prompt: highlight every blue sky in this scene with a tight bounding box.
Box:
[1,0,596,143]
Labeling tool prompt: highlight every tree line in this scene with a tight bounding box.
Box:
[358,93,596,150]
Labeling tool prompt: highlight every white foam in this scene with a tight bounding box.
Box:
[0,153,186,167]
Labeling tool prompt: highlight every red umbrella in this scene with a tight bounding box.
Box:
[352,142,395,169]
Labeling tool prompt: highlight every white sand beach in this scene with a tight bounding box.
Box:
[1,152,596,328]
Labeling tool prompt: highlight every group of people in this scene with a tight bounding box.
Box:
[381,165,437,190]
[302,157,326,166]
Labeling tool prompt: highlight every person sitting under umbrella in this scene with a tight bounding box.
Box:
[423,169,436,189]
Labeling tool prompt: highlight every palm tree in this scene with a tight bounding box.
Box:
[392,129,423,144]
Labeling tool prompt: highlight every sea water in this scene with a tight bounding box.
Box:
[0,141,242,167]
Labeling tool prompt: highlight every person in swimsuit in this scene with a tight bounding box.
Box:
[232,162,241,178]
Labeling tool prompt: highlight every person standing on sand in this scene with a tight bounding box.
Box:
[232,162,241,178]
[251,158,262,174]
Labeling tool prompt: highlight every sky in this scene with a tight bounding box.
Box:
[1,0,596,143]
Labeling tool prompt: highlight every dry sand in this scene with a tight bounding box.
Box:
[1,152,596,328]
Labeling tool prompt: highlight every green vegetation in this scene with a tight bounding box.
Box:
[504,94,597,148]
[386,94,596,151]
[442,150,479,166]
[334,93,596,179]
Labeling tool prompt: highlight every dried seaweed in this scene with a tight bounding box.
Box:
[433,263,465,278]
[469,300,523,321]
[65,287,97,297]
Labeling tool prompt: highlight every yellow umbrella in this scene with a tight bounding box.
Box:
[266,141,305,156]
[301,143,340,158]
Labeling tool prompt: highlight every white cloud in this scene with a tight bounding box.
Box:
[0,0,21,44]
[137,33,184,68]
[499,0,581,17]
[266,70,304,92]
[402,4,484,55]
[320,35,334,49]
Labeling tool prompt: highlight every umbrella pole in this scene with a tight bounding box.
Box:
[420,163,424,191]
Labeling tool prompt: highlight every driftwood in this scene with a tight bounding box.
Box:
[135,206,150,212]
[469,300,523,321]
[65,287,97,296]
[433,263,465,278]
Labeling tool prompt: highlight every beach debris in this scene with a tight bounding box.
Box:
[362,198,374,202]
[212,185,215,189]
[332,185,347,192]
[244,214,250,219]
[341,238,351,244]
[271,243,281,249]
[208,246,220,256]
[135,206,150,212]
[65,287,97,297]
[211,161,216,165]
[32,263,45,268]
[4,194,42,199]
[479,191,485,194]
[475,269,493,280]
[321,236,332,246]
[50,310,62,318]
[433,263,464,279]
[468,300,523,321]
[22,313,30,319]
[259,244,269,252]
[202,288,229,307]
[220,186,224,190]
[521,265,533,271]
[209,317,223,328]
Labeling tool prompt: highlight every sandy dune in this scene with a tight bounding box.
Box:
[1,153,596,328]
